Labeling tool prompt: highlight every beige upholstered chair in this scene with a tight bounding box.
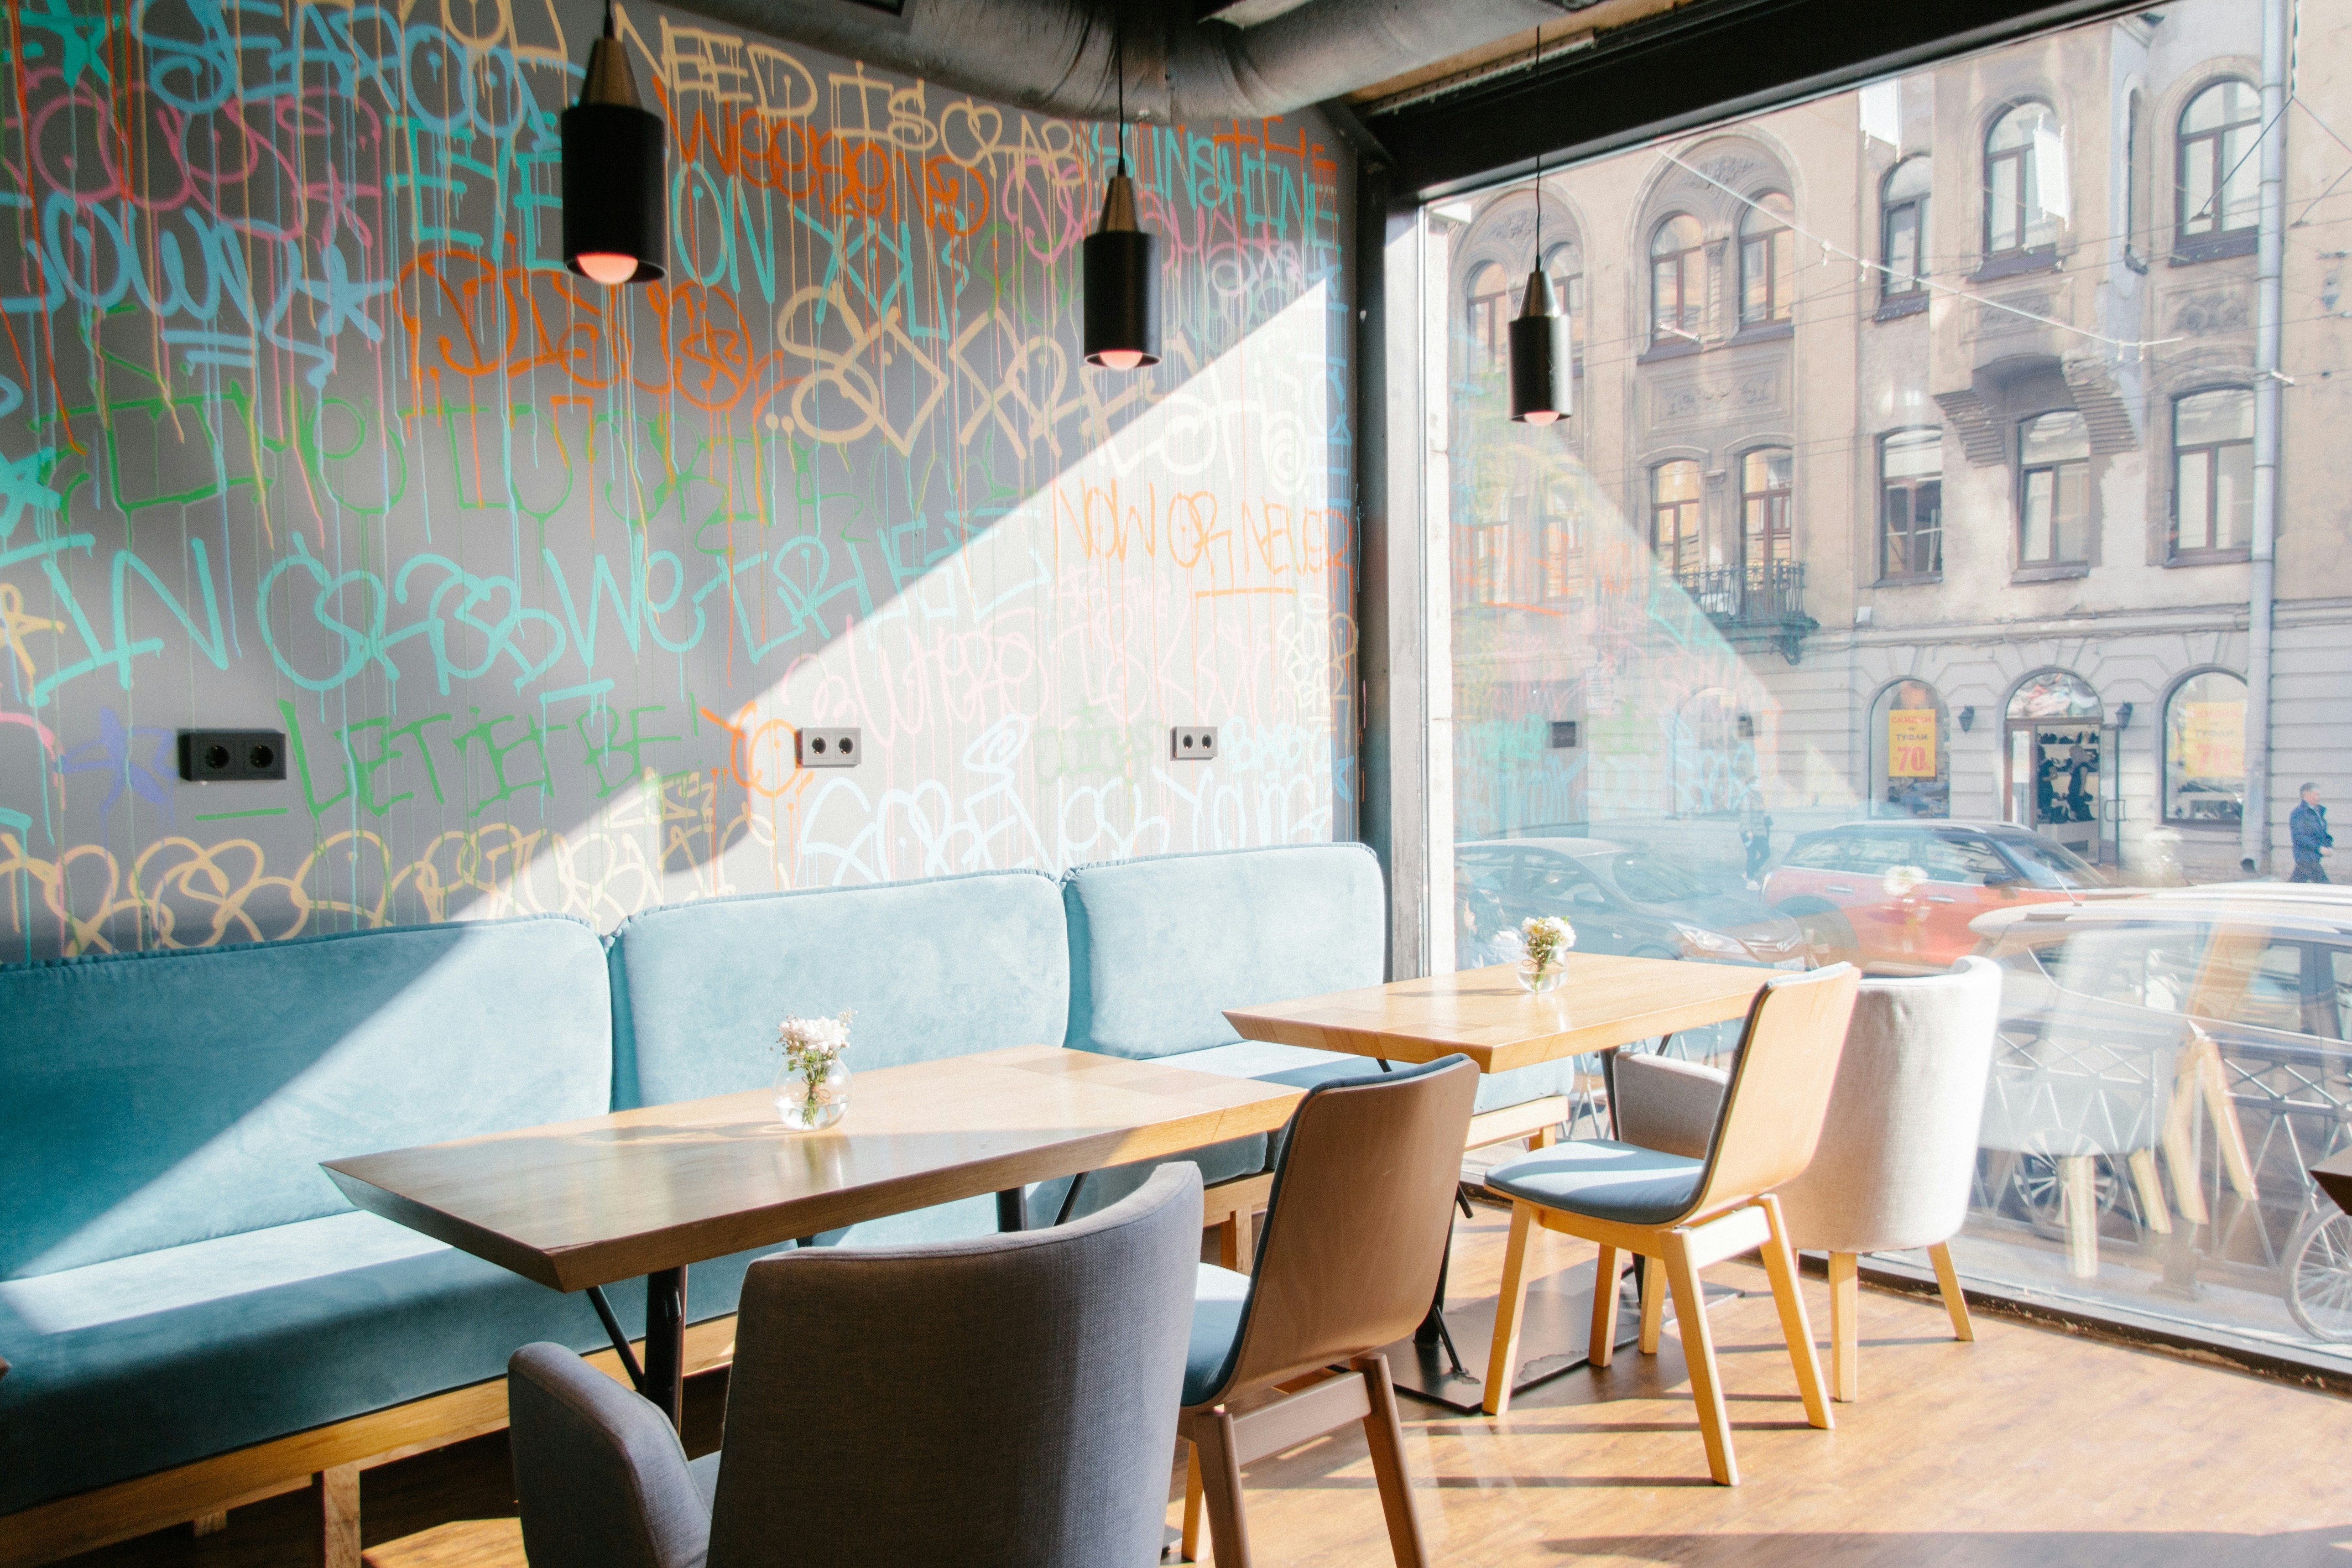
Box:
[1617,957,2003,1402]
[1480,965,1860,1486]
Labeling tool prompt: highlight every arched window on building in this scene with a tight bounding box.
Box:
[1650,460,1703,577]
[1465,261,1512,371]
[1544,242,1585,371]
[2019,410,2091,565]
[1880,428,1944,579]
[1985,101,2063,259]
[1740,448,1793,572]
[2178,79,2261,249]
[2004,670,2104,853]
[2164,669,2247,824]
[1880,158,1931,300]
[2173,386,2254,557]
[1739,192,1795,326]
[1869,679,1950,818]
[1650,214,1705,346]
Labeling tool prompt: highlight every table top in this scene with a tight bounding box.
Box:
[322,1045,1304,1293]
[1223,956,1778,1075]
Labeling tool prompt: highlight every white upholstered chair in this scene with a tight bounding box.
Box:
[1615,956,2003,1402]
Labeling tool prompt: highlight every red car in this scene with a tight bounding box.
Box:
[1761,819,2109,971]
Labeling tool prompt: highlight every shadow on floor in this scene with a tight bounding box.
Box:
[1547,1528,2352,1566]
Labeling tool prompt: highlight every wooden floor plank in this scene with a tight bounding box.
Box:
[62,1208,2352,1568]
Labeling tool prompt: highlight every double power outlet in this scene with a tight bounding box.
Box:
[1169,726,1219,762]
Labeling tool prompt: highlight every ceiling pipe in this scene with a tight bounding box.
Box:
[649,0,1580,124]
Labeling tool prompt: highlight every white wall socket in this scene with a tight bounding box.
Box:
[798,727,861,768]
[1170,726,1218,761]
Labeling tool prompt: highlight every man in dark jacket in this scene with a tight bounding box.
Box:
[2291,783,2333,883]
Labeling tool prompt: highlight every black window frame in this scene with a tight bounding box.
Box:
[2017,409,2091,568]
[2175,77,2262,255]
[1982,100,2060,264]
[2169,385,2255,560]
[1737,191,1796,328]
[1878,426,1945,580]
[1739,445,1794,570]
[1879,157,1932,304]
[1650,458,1704,576]
[1648,213,1705,348]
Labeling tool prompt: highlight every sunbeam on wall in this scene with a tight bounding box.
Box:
[0,0,1355,960]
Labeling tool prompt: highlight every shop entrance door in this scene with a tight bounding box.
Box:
[2006,722,2102,855]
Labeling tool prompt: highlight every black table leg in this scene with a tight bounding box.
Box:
[996,1188,1027,1232]
[642,1266,687,1430]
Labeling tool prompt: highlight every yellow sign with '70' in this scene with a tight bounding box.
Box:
[1888,708,1938,777]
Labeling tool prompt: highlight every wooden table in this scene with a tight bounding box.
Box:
[324,1044,1304,1425]
[1226,954,1782,1411]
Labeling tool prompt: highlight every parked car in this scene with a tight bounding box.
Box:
[1762,818,2111,972]
[1969,889,2352,1342]
[1456,837,1811,970]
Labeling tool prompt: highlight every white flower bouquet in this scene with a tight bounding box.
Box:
[1504,914,1576,993]
[774,1010,853,1131]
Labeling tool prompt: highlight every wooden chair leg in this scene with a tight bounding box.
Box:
[310,1464,360,1568]
[2196,1034,2259,1201]
[2161,1081,2211,1225]
[2127,1149,2173,1235]
[1188,1407,1252,1568]
[1927,1241,1974,1343]
[1217,1206,1257,1273]
[1587,1242,1622,1370]
[1660,1229,1737,1486]
[1181,1441,1205,1562]
[2059,1155,2099,1278]
[1756,1196,1832,1431]
[1352,1355,1430,1568]
[1638,1254,1666,1355]
[1825,1250,1859,1404]
[1484,1201,1538,1416]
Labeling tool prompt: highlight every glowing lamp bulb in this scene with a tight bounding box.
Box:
[1521,409,1562,426]
[1093,349,1146,370]
[576,252,638,286]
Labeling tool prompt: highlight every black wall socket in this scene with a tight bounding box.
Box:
[178,730,288,782]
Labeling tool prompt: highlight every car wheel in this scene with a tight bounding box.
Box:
[1783,905,1857,968]
[2287,1208,2352,1342]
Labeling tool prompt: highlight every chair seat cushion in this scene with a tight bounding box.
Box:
[0,1211,764,1513]
[1483,1139,1706,1227]
[1185,1264,1252,1407]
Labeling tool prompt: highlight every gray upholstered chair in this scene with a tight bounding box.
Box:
[1614,957,2004,1402]
[507,1163,1204,1568]
[1179,1054,1481,1568]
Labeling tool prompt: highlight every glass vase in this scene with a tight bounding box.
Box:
[775,1056,851,1132]
[1516,959,1567,995]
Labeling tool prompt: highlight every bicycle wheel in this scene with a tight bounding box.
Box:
[2286,1208,2352,1343]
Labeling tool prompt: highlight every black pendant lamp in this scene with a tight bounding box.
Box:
[563,4,665,287]
[1083,26,1159,370]
[1508,28,1569,426]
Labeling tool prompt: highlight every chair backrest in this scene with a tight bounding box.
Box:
[1194,1055,1480,1406]
[508,1341,712,1568]
[1773,957,2004,1253]
[1689,964,1862,1216]
[707,1163,1204,1568]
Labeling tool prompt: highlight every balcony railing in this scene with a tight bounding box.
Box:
[1673,562,1818,664]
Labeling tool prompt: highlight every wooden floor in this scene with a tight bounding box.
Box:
[67,1203,2352,1568]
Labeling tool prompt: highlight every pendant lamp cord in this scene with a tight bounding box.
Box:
[1532,24,1543,257]
[1116,17,1128,176]
[604,0,615,39]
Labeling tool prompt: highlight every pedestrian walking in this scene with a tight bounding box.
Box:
[2291,782,2334,883]
[1737,777,1773,888]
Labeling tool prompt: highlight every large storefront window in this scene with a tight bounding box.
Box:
[2165,670,2248,824]
[1422,0,2352,1376]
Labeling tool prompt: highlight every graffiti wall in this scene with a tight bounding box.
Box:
[0,0,1355,961]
